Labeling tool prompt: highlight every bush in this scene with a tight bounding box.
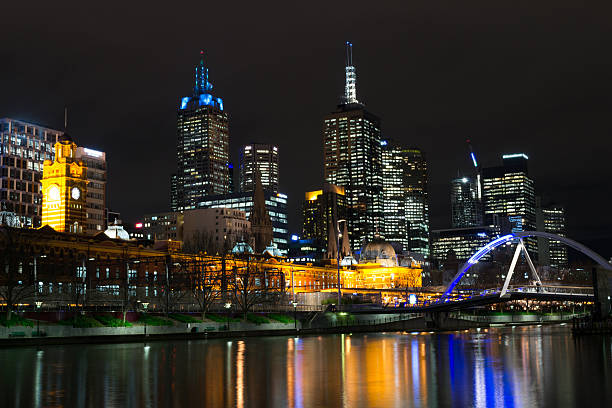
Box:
[58,316,103,328]
[268,314,295,324]
[207,313,241,323]
[138,313,173,326]
[246,313,269,325]
[0,314,34,328]
[169,314,202,323]
[95,314,132,327]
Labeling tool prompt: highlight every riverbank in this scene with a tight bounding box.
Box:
[0,312,582,347]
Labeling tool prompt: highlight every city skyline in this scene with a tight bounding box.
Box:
[1,2,611,256]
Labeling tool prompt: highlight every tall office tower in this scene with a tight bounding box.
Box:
[302,184,348,257]
[0,118,61,227]
[75,147,106,234]
[536,202,568,268]
[41,134,87,233]
[482,153,537,254]
[381,140,408,250]
[451,176,483,228]
[323,42,383,251]
[175,51,230,210]
[403,148,430,257]
[482,154,536,232]
[239,143,279,193]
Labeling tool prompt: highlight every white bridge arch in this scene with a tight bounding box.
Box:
[440,231,612,302]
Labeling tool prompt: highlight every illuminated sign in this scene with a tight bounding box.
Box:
[380,140,388,146]
[135,223,143,229]
[409,294,417,305]
[291,234,299,241]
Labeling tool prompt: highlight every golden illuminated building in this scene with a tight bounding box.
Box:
[41,134,87,233]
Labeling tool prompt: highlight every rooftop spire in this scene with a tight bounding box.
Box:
[194,50,213,96]
[344,41,358,104]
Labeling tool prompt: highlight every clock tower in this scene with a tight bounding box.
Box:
[41,134,87,233]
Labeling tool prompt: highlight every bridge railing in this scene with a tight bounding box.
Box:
[505,285,593,296]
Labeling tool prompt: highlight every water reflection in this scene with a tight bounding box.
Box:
[0,326,610,407]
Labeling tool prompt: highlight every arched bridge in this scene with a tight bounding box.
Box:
[437,231,611,306]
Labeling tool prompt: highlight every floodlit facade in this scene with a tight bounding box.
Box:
[174,52,230,211]
[0,118,61,227]
[239,143,279,193]
[323,42,383,251]
[41,135,87,233]
[75,147,106,234]
[451,176,483,228]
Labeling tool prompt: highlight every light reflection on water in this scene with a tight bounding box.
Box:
[0,325,610,407]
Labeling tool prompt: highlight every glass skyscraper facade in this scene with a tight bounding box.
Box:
[482,154,537,254]
[0,118,60,227]
[382,140,407,249]
[381,142,430,256]
[451,176,483,228]
[323,43,383,252]
[239,143,279,193]
[174,52,230,211]
[537,203,568,268]
[403,148,430,257]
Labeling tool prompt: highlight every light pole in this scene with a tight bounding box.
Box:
[142,302,149,336]
[291,300,298,330]
[225,302,232,331]
[336,219,346,310]
[35,301,42,336]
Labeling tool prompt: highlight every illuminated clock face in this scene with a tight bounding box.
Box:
[71,187,81,200]
[48,185,60,202]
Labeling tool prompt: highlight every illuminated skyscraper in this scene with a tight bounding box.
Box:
[536,201,568,268]
[381,140,407,250]
[302,184,348,257]
[482,154,536,232]
[482,154,537,254]
[402,148,430,257]
[451,176,483,228]
[323,42,383,251]
[175,51,230,210]
[239,143,279,193]
[0,118,61,227]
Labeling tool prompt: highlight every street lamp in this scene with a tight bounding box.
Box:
[291,301,298,330]
[336,219,346,310]
[35,301,43,337]
[224,302,232,331]
[142,302,149,336]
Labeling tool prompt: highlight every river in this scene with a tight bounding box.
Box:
[0,325,610,407]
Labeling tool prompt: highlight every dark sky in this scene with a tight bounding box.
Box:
[2,1,612,256]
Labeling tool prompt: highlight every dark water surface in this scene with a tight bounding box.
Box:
[1,325,610,407]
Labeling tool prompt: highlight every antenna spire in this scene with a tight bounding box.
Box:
[64,106,68,130]
[344,41,358,104]
[194,50,213,96]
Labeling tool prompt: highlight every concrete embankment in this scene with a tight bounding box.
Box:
[0,313,579,347]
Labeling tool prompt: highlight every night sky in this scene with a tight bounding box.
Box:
[2,2,611,256]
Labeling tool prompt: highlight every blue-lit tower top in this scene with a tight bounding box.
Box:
[180,50,224,111]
